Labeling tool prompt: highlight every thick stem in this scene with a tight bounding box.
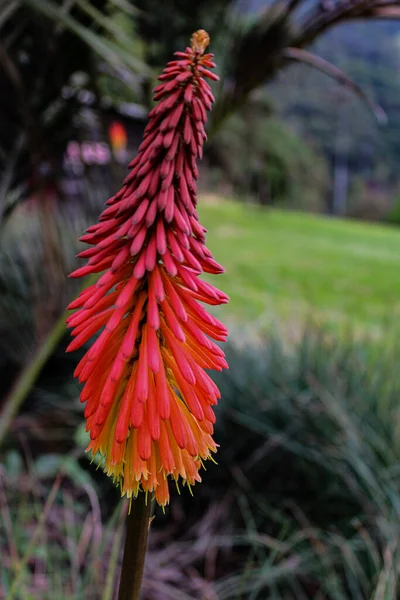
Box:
[118,494,152,600]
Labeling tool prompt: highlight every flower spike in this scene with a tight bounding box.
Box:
[67,31,228,507]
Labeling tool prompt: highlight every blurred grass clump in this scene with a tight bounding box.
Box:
[3,328,400,599]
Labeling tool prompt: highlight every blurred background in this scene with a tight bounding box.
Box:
[2,1,400,598]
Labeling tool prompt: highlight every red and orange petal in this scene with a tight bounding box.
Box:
[66,30,228,506]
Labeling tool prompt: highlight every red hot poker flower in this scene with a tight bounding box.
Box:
[66,30,228,507]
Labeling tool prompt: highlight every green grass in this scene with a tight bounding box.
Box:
[199,199,400,332]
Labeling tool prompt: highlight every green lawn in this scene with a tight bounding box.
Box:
[198,199,400,333]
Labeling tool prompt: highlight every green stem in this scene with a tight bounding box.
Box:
[118,494,152,600]
[0,275,98,449]
[0,310,67,447]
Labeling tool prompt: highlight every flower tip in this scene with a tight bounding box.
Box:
[191,29,210,55]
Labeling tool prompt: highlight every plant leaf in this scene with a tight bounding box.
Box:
[21,0,151,77]
[370,6,400,18]
[0,0,20,30]
[283,47,387,125]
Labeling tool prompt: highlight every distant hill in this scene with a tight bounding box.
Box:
[268,18,400,213]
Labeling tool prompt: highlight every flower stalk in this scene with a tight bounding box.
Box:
[118,495,152,600]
